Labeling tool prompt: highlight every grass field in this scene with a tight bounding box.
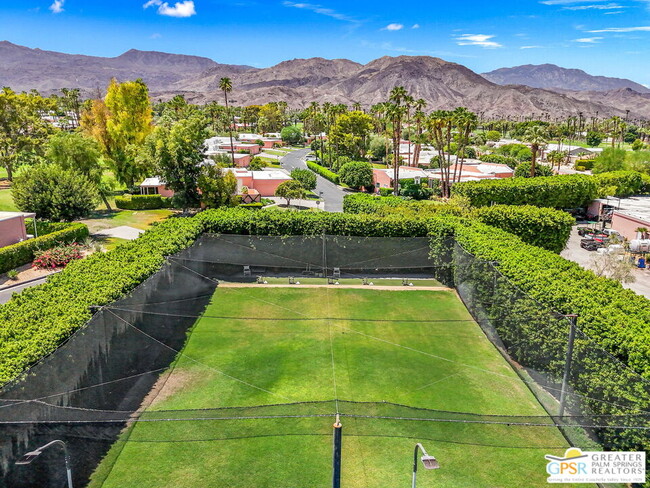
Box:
[93,287,573,488]
[0,189,17,212]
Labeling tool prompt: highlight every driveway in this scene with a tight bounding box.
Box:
[281,149,346,212]
[561,226,650,299]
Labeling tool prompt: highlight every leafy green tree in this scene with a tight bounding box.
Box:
[12,164,98,221]
[81,79,153,187]
[328,111,374,160]
[275,179,306,207]
[249,156,268,171]
[46,132,116,210]
[0,88,55,181]
[290,168,317,191]
[339,161,374,190]
[281,125,303,145]
[485,130,501,142]
[586,131,603,147]
[138,116,211,210]
[592,148,627,174]
[198,165,238,208]
[632,139,645,151]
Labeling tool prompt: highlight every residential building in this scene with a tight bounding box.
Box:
[0,212,36,248]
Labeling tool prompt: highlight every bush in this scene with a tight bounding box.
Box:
[290,168,317,191]
[514,162,554,178]
[281,125,303,145]
[0,223,89,275]
[574,159,595,171]
[586,130,603,147]
[115,194,173,210]
[342,194,573,252]
[379,187,394,197]
[12,164,98,221]
[451,174,597,208]
[0,217,204,384]
[33,244,84,269]
[338,161,374,190]
[306,161,340,185]
[593,170,645,197]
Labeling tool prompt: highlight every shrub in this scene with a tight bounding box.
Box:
[451,174,597,208]
[115,194,173,210]
[306,161,340,185]
[593,171,645,197]
[514,162,554,178]
[6,269,18,280]
[0,217,204,384]
[12,164,98,221]
[574,159,595,171]
[33,244,84,269]
[0,223,89,275]
[379,187,394,197]
[586,131,603,147]
[338,161,374,190]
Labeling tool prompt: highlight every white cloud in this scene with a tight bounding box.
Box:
[282,2,359,23]
[540,0,602,5]
[573,36,603,42]
[588,25,650,32]
[455,34,503,48]
[563,3,625,9]
[411,24,420,29]
[150,33,162,39]
[383,23,404,31]
[520,45,544,49]
[143,0,196,18]
[49,0,64,14]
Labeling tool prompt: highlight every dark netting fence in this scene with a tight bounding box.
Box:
[0,234,647,487]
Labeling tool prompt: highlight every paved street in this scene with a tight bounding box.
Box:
[280,148,346,212]
[0,276,49,304]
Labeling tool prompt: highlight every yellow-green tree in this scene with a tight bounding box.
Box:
[82,78,153,187]
[328,111,374,160]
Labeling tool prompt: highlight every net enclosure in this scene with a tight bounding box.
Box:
[0,234,647,487]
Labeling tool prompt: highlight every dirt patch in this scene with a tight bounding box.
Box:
[217,283,452,291]
[142,369,202,409]
[0,264,59,289]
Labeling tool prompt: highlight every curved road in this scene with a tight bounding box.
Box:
[281,148,346,212]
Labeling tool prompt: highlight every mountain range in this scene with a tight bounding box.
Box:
[2,41,650,119]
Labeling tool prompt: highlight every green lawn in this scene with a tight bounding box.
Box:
[94,288,573,488]
[0,189,18,211]
[78,209,173,233]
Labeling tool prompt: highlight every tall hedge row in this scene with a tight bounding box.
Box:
[593,170,646,198]
[0,223,89,275]
[451,174,598,208]
[0,218,204,384]
[306,161,340,185]
[115,194,173,210]
[342,194,573,253]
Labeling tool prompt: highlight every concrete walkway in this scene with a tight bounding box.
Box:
[280,148,347,212]
[0,276,49,304]
[93,226,144,240]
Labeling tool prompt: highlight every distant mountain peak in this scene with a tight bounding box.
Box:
[482,64,650,94]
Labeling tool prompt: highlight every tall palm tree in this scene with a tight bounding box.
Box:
[403,95,415,166]
[523,125,549,177]
[452,107,478,183]
[428,110,454,198]
[219,77,236,167]
[386,102,406,195]
[412,100,427,167]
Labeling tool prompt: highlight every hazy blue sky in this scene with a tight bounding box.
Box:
[2,0,650,84]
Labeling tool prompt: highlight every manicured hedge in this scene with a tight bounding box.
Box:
[306,161,340,185]
[0,223,89,275]
[342,194,573,253]
[115,194,172,210]
[593,170,646,198]
[198,208,431,237]
[0,217,203,384]
[451,174,597,208]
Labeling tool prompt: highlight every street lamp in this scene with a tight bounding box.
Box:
[16,440,74,488]
[412,443,439,488]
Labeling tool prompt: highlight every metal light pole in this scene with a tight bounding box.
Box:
[332,414,342,488]
[412,443,439,488]
[15,440,73,488]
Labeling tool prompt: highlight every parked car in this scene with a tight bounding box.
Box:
[580,237,609,251]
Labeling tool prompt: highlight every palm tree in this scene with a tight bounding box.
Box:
[412,100,427,167]
[452,107,478,183]
[523,126,549,177]
[386,102,406,195]
[219,77,236,167]
[428,110,454,198]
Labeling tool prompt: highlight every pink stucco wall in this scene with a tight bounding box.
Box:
[0,216,28,248]
[252,178,291,197]
[372,169,393,192]
[611,212,650,241]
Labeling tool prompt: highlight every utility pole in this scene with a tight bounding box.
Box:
[332,414,342,488]
[559,314,578,417]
